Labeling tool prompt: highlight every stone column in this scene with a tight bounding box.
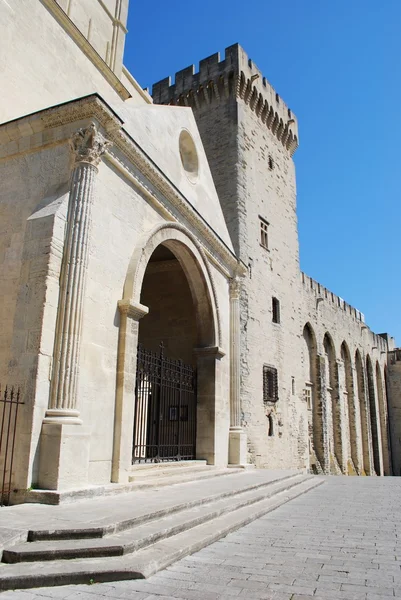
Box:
[38,123,111,490]
[112,299,149,484]
[228,277,247,466]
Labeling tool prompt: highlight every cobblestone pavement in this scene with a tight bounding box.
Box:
[3,477,401,600]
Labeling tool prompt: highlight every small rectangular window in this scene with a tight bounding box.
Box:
[272,297,280,324]
[259,217,269,249]
[263,365,278,403]
[304,386,312,410]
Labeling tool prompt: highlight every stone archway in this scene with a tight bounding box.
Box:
[302,323,324,472]
[341,341,359,474]
[355,350,371,475]
[112,223,225,483]
[323,333,343,473]
[376,362,390,475]
[366,355,381,475]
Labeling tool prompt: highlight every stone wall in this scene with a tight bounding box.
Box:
[55,0,129,76]
[387,349,401,476]
[152,44,394,475]
[300,273,390,475]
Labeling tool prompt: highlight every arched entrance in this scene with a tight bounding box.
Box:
[366,355,381,475]
[302,324,323,472]
[341,342,359,474]
[355,350,370,474]
[112,224,224,483]
[323,333,342,472]
[133,244,198,462]
[376,362,389,475]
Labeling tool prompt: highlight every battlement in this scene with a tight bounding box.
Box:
[301,272,365,323]
[152,44,298,156]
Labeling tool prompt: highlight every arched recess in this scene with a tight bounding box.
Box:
[124,223,221,348]
[341,342,359,473]
[355,350,371,474]
[302,324,324,471]
[376,362,390,475]
[112,223,225,483]
[366,355,381,475]
[323,333,343,472]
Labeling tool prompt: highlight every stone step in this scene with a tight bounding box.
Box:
[128,462,212,481]
[129,460,208,472]
[128,466,241,486]
[2,474,308,564]
[27,470,299,542]
[0,476,324,590]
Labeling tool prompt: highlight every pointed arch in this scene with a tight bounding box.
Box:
[341,342,359,473]
[323,333,342,472]
[355,350,370,474]
[302,323,323,470]
[376,361,390,475]
[366,355,381,474]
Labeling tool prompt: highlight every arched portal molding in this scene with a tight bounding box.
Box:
[123,222,222,348]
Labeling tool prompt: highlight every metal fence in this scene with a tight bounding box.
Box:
[0,386,23,506]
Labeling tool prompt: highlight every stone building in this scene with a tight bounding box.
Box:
[0,0,399,502]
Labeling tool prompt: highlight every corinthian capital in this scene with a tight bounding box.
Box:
[70,122,112,167]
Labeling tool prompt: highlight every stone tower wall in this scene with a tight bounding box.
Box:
[153,45,306,469]
[152,44,395,474]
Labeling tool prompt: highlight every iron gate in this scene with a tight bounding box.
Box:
[133,343,197,462]
[0,386,23,506]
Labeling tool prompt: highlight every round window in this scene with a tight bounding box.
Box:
[179,130,199,183]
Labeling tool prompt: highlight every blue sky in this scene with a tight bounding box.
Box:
[124,1,401,343]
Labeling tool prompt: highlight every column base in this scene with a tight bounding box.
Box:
[229,427,248,467]
[38,422,90,491]
[43,408,82,425]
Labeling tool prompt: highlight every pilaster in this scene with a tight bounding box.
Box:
[228,277,247,466]
[112,300,149,483]
[39,123,111,491]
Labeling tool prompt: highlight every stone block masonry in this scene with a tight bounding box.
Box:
[153,44,396,476]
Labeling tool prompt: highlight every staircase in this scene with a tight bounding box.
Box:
[0,469,324,591]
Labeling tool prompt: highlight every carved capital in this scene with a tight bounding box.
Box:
[229,277,242,300]
[70,122,112,167]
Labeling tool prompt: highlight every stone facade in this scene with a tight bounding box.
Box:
[153,45,398,476]
[0,1,399,503]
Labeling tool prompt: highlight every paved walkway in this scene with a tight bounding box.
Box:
[2,477,401,600]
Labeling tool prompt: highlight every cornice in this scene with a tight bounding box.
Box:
[39,0,131,101]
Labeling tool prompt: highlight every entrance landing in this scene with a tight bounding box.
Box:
[0,469,324,590]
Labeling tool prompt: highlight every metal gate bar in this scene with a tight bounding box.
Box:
[0,386,23,506]
[133,343,196,463]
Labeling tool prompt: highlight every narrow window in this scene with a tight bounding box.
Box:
[268,155,274,170]
[291,377,295,395]
[272,297,280,324]
[267,414,274,437]
[259,217,269,249]
[304,386,312,410]
[263,365,278,403]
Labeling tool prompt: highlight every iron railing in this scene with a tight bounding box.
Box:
[0,386,23,506]
[133,344,196,463]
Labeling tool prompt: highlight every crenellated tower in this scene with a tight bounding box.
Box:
[152,44,306,469]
